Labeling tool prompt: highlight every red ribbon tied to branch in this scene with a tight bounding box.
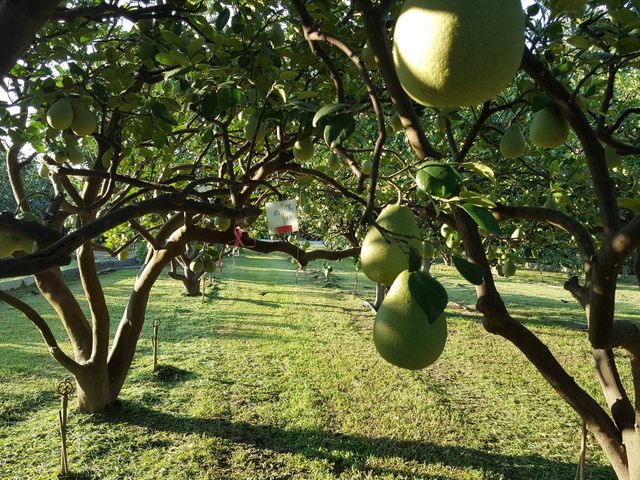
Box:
[217,226,256,273]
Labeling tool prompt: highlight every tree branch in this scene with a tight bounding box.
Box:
[0,289,83,375]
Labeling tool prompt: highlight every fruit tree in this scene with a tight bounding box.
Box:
[0,1,639,478]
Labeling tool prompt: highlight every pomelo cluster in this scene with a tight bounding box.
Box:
[47,97,98,136]
[360,205,448,370]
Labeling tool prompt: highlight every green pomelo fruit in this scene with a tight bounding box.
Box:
[47,97,74,130]
[0,229,33,257]
[244,115,266,144]
[203,256,217,273]
[102,149,113,169]
[295,174,314,186]
[10,214,37,255]
[389,112,403,132]
[54,152,66,164]
[422,241,435,258]
[38,162,49,178]
[293,138,314,161]
[71,102,98,136]
[416,162,461,198]
[269,23,285,47]
[373,270,448,370]
[361,159,373,175]
[118,250,129,262]
[604,145,621,169]
[529,107,569,148]
[67,145,83,164]
[502,260,516,277]
[499,125,526,158]
[16,212,40,223]
[190,256,205,273]
[393,0,525,107]
[214,216,231,231]
[445,232,459,249]
[361,41,376,66]
[0,231,18,257]
[360,205,422,285]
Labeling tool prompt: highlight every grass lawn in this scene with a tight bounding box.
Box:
[1,252,636,479]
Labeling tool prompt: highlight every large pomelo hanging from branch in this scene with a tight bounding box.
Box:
[360,205,422,286]
[392,0,525,108]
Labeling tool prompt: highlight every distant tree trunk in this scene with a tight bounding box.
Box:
[373,283,387,310]
[422,258,432,273]
[167,244,204,296]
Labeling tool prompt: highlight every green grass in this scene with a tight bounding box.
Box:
[1,252,634,479]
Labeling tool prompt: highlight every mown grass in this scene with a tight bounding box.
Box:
[1,252,635,479]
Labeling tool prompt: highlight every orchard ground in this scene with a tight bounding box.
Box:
[1,252,637,479]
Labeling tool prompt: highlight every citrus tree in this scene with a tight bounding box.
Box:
[0,1,639,478]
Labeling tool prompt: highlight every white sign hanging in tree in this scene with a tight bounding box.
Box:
[265,200,299,235]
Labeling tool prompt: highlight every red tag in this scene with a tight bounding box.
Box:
[276,225,293,234]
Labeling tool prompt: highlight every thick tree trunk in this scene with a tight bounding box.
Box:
[183,269,202,296]
[75,367,112,413]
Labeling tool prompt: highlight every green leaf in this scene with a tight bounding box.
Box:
[461,162,495,184]
[155,51,190,67]
[215,8,230,31]
[416,162,461,198]
[408,245,422,272]
[461,203,500,235]
[452,256,485,285]
[295,91,319,100]
[216,88,241,112]
[160,30,184,48]
[618,197,640,212]
[279,71,299,81]
[188,37,206,56]
[454,190,496,208]
[407,271,448,324]
[272,84,287,103]
[554,0,587,13]
[200,93,217,116]
[312,103,349,127]
[323,113,356,148]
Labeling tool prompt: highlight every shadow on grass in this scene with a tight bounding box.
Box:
[0,390,54,425]
[94,401,614,480]
[151,364,197,383]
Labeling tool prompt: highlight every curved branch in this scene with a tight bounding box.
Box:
[0,195,260,278]
[492,204,595,264]
[0,289,83,375]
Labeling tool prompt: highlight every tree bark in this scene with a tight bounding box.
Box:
[75,365,112,413]
[107,227,189,400]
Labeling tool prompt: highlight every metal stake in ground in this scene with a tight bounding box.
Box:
[152,317,161,372]
[574,420,587,480]
[57,379,75,476]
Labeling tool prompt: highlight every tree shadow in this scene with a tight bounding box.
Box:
[151,364,197,383]
[93,401,615,480]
